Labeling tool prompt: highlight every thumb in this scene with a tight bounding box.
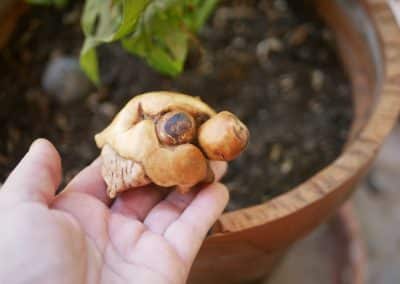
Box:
[2,139,62,205]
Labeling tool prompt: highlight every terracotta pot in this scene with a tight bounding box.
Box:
[1,0,399,283]
[188,0,400,283]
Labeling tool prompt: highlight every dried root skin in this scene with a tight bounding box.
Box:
[101,145,150,198]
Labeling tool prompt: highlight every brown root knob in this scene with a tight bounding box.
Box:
[156,111,196,145]
[144,144,212,190]
[198,111,249,161]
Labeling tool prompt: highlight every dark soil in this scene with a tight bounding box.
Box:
[0,0,352,210]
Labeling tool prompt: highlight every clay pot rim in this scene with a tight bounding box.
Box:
[214,0,400,237]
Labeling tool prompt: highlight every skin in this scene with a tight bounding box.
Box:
[0,139,228,284]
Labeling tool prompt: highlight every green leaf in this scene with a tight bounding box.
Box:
[80,38,100,85]
[80,0,218,82]
[122,0,217,76]
[80,0,149,84]
[185,0,218,31]
[26,0,68,8]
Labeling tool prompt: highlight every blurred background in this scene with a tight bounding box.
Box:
[0,0,399,283]
[267,125,400,284]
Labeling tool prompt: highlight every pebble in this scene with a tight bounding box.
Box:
[269,144,282,162]
[63,8,80,25]
[322,28,333,42]
[54,113,69,131]
[213,7,234,29]
[213,6,257,29]
[256,37,284,63]
[309,100,323,114]
[279,75,294,92]
[231,36,247,49]
[86,89,109,112]
[197,53,214,75]
[274,0,288,12]
[98,102,117,118]
[288,24,312,46]
[280,159,293,174]
[42,56,93,105]
[311,69,324,91]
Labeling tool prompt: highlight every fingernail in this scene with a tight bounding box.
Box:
[29,138,45,151]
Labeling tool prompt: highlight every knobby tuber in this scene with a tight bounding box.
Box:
[95,91,249,198]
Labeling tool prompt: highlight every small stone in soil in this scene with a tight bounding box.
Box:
[269,144,282,162]
[231,37,247,49]
[279,75,294,92]
[288,24,312,46]
[98,102,117,119]
[42,56,93,104]
[256,37,284,64]
[274,0,288,12]
[280,159,293,174]
[213,7,233,29]
[54,113,69,131]
[311,69,324,91]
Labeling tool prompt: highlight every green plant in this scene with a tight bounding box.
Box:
[27,0,217,84]
[81,0,218,84]
[26,0,68,7]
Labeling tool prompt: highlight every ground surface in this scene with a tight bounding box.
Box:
[0,0,352,209]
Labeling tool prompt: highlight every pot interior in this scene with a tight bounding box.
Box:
[214,0,387,236]
[0,0,357,211]
[319,0,384,140]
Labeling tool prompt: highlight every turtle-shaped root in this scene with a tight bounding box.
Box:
[95,91,249,198]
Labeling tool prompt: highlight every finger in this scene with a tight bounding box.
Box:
[62,158,111,205]
[143,160,227,234]
[111,186,168,221]
[143,190,197,234]
[2,139,61,205]
[3,139,62,203]
[163,183,229,265]
[52,190,110,252]
[111,161,227,221]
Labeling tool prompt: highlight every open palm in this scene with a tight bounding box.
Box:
[0,139,228,284]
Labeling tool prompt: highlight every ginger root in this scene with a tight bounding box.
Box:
[95,91,249,198]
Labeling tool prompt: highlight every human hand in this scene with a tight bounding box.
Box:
[0,139,228,284]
